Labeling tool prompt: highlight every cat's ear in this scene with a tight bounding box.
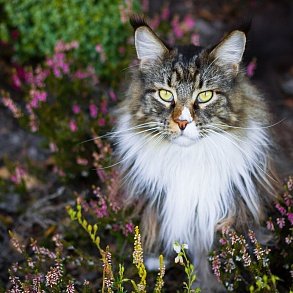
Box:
[130,16,169,64]
[210,30,246,73]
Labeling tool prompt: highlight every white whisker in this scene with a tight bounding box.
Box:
[205,128,277,184]
[96,129,163,170]
[78,122,159,144]
[212,118,286,130]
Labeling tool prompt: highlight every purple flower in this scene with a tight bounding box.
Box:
[287,213,293,225]
[72,104,81,114]
[89,103,98,118]
[109,90,117,101]
[11,166,26,184]
[246,58,257,77]
[100,100,108,114]
[275,203,287,215]
[219,238,227,245]
[266,220,275,231]
[98,118,106,127]
[183,15,196,30]
[161,6,170,20]
[12,72,22,89]
[123,222,134,236]
[172,16,184,39]
[211,255,221,281]
[276,217,285,229]
[69,120,78,132]
[2,95,22,118]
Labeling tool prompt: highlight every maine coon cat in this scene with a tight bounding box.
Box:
[114,16,275,291]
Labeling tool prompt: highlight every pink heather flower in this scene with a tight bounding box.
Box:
[98,118,106,127]
[247,58,257,77]
[76,157,88,166]
[123,222,134,236]
[287,213,293,225]
[266,220,275,231]
[45,263,63,287]
[54,40,66,52]
[172,16,184,39]
[191,33,200,46]
[95,44,106,62]
[211,255,221,281]
[29,112,39,132]
[275,203,287,215]
[161,6,170,20]
[53,67,61,77]
[55,40,79,52]
[183,15,196,30]
[68,40,79,50]
[72,104,81,114]
[66,281,75,293]
[92,198,108,218]
[109,90,117,101]
[219,238,227,245]
[276,217,285,229]
[95,44,103,53]
[69,119,78,132]
[49,142,58,152]
[89,103,98,118]
[74,70,89,79]
[100,99,108,114]
[29,89,47,109]
[12,72,22,89]
[150,14,160,30]
[47,52,70,77]
[24,70,34,84]
[11,166,26,184]
[34,66,50,87]
[2,96,22,118]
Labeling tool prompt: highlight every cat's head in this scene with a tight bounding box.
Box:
[126,16,248,147]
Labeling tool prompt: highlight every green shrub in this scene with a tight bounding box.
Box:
[0,0,139,81]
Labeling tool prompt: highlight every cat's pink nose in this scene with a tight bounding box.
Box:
[175,119,188,130]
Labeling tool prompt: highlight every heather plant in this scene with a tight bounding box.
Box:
[0,0,139,80]
[1,41,118,181]
[210,177,293,292]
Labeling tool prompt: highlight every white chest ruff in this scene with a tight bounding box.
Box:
[116,115,270,252]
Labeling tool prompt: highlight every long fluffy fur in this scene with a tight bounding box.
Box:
[116,112,271,251]
[113,19,276,291]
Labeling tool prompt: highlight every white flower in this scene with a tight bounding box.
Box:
[182,244,189,250]
[173,242,181,254]
[175,255,183,264]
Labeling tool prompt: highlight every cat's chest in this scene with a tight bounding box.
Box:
[124,133,238,197]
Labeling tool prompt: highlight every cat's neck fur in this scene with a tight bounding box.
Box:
[116,112,270,253]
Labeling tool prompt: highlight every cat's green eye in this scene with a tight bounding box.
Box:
[159,89,174,102]
[197,90,214,103]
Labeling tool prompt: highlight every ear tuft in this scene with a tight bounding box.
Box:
[130,14,169,63]
[130,14,149,30]
[211,30,246,69]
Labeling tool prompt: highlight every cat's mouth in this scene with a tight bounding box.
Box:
[171,130,200,147]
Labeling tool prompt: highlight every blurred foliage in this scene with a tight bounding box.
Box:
[0,0,139,81]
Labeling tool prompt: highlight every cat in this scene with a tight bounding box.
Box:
[113,16,276,291]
